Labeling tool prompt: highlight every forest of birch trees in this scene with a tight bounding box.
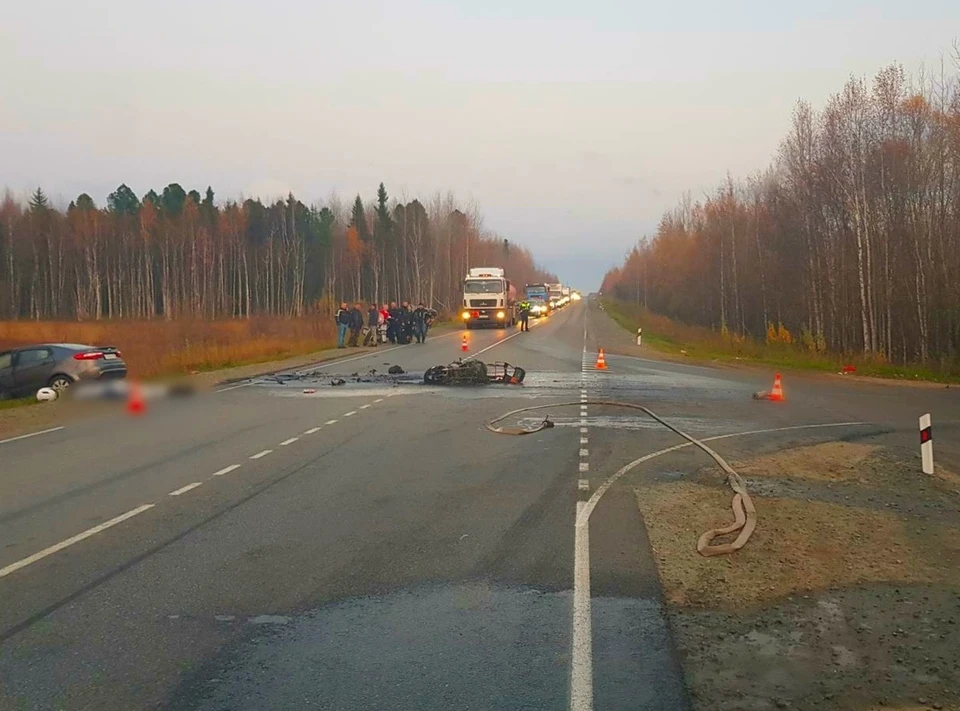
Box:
[603,62,960,365]
[0,182,555,321]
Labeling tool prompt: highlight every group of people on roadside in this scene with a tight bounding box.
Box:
[335,301,437,348]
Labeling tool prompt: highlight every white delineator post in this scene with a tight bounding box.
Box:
[636,327,642,346]
[919,413,934,475]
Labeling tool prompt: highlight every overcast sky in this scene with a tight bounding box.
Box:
[2,1,958,289]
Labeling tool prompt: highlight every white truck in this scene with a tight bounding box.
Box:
[461,267,518,329]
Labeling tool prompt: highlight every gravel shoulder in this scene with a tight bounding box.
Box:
[635,441,960,711]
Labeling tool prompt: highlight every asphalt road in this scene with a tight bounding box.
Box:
[1,300,957,710]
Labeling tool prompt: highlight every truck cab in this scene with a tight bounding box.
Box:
[461,267,517,329]
[524,283,551,317]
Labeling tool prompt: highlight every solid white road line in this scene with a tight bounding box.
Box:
[169,482,202,496]
[249,449,272,460]
[472,328,526,358]
[279,437,299,446]
[343,410,357,417]
[325,419,338,425]
[212,464,241,477]
[0,504,155,579]
[304,427,322,435]
[571,500,594,711]
[0,426,65,446]
[214,383,251,394]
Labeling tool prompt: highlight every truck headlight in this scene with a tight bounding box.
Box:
[461,311,471,320]
[496,311,506,319]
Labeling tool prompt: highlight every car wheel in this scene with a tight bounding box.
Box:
[48,375,73,394]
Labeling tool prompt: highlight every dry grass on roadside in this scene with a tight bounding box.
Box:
[0,317,336,379]
[636,479,960,610]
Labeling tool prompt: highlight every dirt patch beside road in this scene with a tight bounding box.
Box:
[636,443,960,710]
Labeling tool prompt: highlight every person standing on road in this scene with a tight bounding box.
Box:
[366,303,380,346]
[411,303,434,344]
[387,301,401,343]
[518,300,531,332]
[336,302,351,348]
[379,303,390,344]
[348,302,364,347]
[398,301,413,344]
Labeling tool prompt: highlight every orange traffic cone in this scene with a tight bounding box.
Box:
[595,349,607,370]
[127,381,146,415]
[769,373,784,401]
[461,333,469,352]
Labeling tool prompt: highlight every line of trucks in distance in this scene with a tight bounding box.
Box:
[459,267,581,329]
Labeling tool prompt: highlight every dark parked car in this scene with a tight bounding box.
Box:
[0,343,127,399]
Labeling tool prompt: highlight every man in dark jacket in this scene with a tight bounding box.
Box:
[411,303,436,343]
[387,301,400,343]
[335,302,350,348]
[366,304,380,346]
[348,302,364,347]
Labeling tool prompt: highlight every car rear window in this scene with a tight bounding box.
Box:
[0,352,11,369]
[17,348,52,365]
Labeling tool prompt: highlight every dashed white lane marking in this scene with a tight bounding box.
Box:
[325,419,338,425]
[580,437,589,445]
[169,482,202,496]
[250,449,272,460]
[359,404,371,410]
[0,504,155,579]
[579,462,589,473]
[212,464,241,477]
[279,437,299,446]
[343,410,357,417]
[580,427,588,434]
[0,426,65,446]
[374,398,384,403]
[578,479,590,492]
[571,500,593,711]
[304,427,322,435]
[579,448,589,457]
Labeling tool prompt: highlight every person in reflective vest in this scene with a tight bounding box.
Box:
[518,301,531,332]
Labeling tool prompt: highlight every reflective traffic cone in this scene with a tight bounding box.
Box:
[461,333,469,352]
[127,381,146,415]
[769,373,784,401]
[595,349,607,370]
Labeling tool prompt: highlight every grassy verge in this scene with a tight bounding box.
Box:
[0,397,36,411]
[601,298,960,383]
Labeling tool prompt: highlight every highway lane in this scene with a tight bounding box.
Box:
[1,300,956,710]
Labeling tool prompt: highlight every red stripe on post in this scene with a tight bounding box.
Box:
[920,427,932,444]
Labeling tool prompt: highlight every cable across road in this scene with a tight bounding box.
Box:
[486,400,756,556]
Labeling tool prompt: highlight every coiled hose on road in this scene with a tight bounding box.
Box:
[486,400,757,557]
